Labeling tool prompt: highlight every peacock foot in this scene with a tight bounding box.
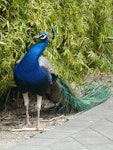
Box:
[25,119,32,127]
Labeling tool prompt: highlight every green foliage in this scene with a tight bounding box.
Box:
[0,0,113,96]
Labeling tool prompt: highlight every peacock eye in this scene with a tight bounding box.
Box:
[40,34,47,39]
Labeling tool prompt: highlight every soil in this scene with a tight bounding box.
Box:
[0,88,81,150]
[0,100,81,150]
[0,73,113,150]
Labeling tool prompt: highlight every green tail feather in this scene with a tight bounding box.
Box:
[53,77,111,114]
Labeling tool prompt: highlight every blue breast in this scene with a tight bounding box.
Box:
[14,38,52,95]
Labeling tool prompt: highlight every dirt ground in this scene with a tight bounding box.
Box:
[0,100,81,150]
[0,73,113,150]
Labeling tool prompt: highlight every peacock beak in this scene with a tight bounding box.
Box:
[33,35,41,39]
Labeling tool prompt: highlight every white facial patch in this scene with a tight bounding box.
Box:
[41,34,47,40]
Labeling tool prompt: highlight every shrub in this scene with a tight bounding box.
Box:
[0,0,113,97]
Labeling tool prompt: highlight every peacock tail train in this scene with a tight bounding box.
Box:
[52,77,111,114]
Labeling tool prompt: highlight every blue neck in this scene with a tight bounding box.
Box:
[19,39,49,71]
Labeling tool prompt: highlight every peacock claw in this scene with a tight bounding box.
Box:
[25,120,31,127]
[36,126,44,131]
[36,123,39,130]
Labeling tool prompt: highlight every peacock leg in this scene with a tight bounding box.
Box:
[36,95,42,130]
[23,92,31,126]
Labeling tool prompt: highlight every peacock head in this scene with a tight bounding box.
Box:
[33,29,56,41]
[33,32,48,41]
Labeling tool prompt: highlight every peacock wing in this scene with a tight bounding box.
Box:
[39,56,56,75]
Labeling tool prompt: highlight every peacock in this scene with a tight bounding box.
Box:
[14,30,111,130]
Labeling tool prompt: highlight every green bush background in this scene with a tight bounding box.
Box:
[0,0,113,97]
